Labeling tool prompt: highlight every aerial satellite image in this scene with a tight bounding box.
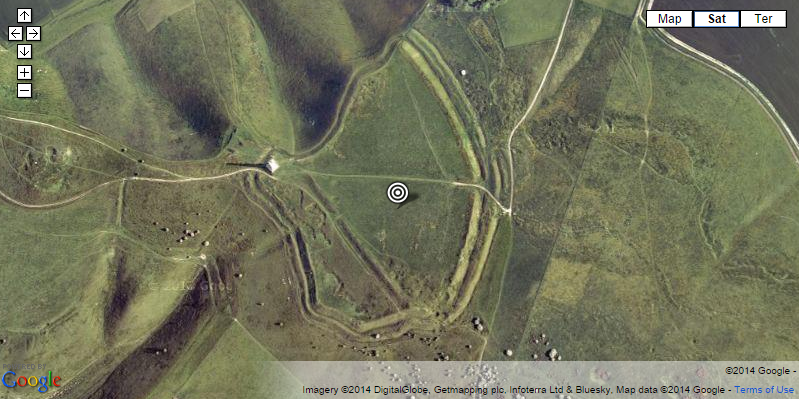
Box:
[0,0,797,398]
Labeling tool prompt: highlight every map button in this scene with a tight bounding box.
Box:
[740,11,786,28]
[645,11,692,27]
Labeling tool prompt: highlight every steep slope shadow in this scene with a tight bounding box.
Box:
[111,0,297,159]
[88,272,231,398]
[114,0,231,158]
[46,23,209,160]
[239,0,426,152]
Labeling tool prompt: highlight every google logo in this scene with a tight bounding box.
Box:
[2,371,61,393]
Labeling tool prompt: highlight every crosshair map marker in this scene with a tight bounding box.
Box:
[386,182,408,204]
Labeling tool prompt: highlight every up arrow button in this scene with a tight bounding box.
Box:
[17,8,32,23]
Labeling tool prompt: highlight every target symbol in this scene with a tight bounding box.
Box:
[386,182,409,204]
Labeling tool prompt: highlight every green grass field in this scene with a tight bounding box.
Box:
[0,186,113,329]
[303,46,474,182]
[0,117,168,205]
[505,20,798,361]
[163,324,297,398]
[582,0,638,16]
[494,0,570,48]
[308,220,400,321]
[312,176,473,303]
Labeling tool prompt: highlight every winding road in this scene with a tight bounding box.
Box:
[504,0,576,214]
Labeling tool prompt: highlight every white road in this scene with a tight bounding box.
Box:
[504,0,576,214]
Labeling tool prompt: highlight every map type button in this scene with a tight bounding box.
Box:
[693,11,739,27]
[17,8,32,23]
[645,11,692,27]
[26,26,41,41]
[7,26,22,41]
[17,44,32,59]
[17,65,32,80]
[740,11,786,27]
